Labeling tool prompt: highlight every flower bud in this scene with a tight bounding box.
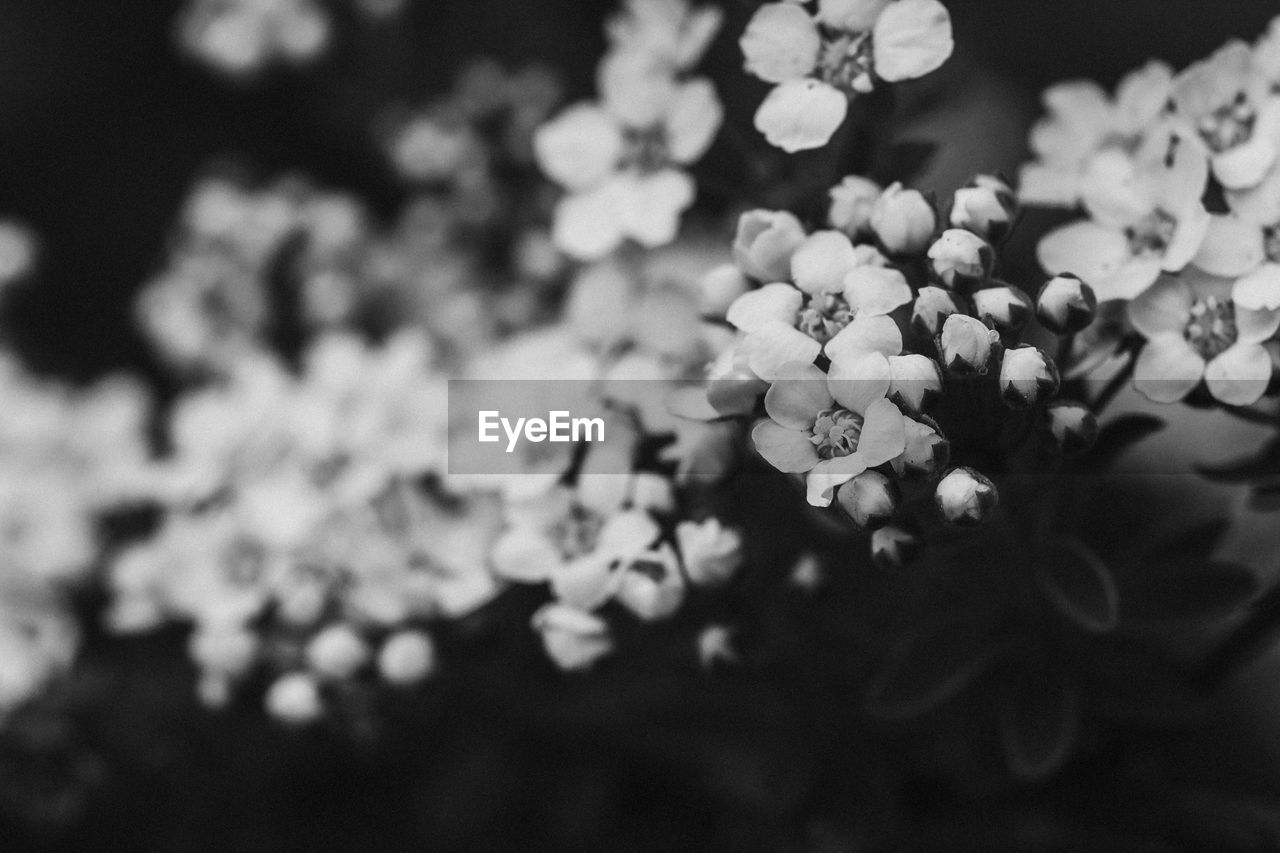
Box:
[732,209,807,281]
[928,229,992,288]
[305,623,369,680]
[377,631,437,685]
[887,354,943,414]
[532,603,614,671]
[1035,273,1098,335]
[697,624,737,668]
[890,417,950,477]
[999,346,1061,408]
[939,314,997,375]
[870,524,922,571]
[615,544,686,621]
[935,466,999,527]
[971,285,1033,334]
[698,263,751,317]
[676,518,745,587]
[950,175,1016,241]
[265,672,323,725]
[837,470,900,530]
[911,286,965,338]
[1044,400,1100,454]
[828,175,882,237]
[870,182,936,255]
[188,626,258,678]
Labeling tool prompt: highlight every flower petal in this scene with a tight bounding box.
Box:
[754,79,848,153]
[595,509,661,559]
[854,397,907,467]
[1036,220,1130,291]
[726,283,804,332]
[1192,215,1266,277]
[1234,263,1280,311]
[872,0,953,83]
[827,352,890,414]
[490,528,563,583]
[805,455,868,507]
[1126,276,1194,339]
[843,265,912,315]
[552,183,626,260]
[743,320,823,380]
[534,103,624,191]
[752,419,820,473]
[1161,203,1211,272]
[825,313,903,363]
[740,2,821,84]
[1205,343,1273,405]
[764,361,834,428]
[817,0,889,31]
[620,169,696,248]
[665,78,724,164]
[1132,332,1204,403]
[791,230,858,294]
[1235,305,1280,345]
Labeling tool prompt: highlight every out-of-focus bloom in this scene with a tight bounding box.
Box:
[0,221,37,288]
[752,361,907,506]
[1037,125,1210,302]
[305,623,370,680]
[733,209,808,281]
[740,0,954,152]
[615,543,686,620]
[265,672,323,725]
[1044,400,1100,454]
[1128,271,1280,405]
[698,264,752,317]
[938,314,997,375]
[676,518,745,586]
[999,346,1061,408]
[871,182,936,255]
[0,585,78,718]
[532,603,615,671]
[869,524,921,570]
[829,175,883,236]
[377,631,437,685]
[934,466,999,527]
[178,0,331,77]
[1036,274,1098,334]
[697,624,737,668]
[1019,61,1174,207]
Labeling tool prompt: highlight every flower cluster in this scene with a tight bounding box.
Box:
[178,0,331,77]
[739,0,954,152]
[698,173,1100,562]
[1027,17,1280,407]
[534,0,724,259]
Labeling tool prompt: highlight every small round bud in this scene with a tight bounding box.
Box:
[939,314,997,375]
[870,524,923,570]
[891,417,951,477]
[971,285,1033,334]
[1045,400,1100,454]
[188,626,257,678]
[887,353,943,414]
[870,182,936,255]
[732,209,807,281]
[828,175,882,237]
[305,623,370,680]
[999,346,1061,408]
[531,603,614,671]
[950,175,1016,241]
[935,467,999,526]
[1035,274,1098,335]
[615,544,686,622]
[911,286,965,338]
[265,672,323,725]
[377,631,437,685]
[698,263,751,317]
[837,470,900,530]
[928,229,992,288]
[676,518,745,587]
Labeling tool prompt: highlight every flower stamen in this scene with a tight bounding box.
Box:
[796,293,855,344]
[817,31,874,95]
[1124,209,1178,256]
[809,406,864,459]
[1184,296,1237,360]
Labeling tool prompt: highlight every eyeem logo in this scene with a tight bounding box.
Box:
[478,410,605,453]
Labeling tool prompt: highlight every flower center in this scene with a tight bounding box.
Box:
[817,31,874,96]
[555,507,605,559]
[1197,92,1256,153]
[622,126,670,174]
[809,406,864,459]
[796,293,855,344]
[1125,209,1178,257]
[1184,296,1238,360]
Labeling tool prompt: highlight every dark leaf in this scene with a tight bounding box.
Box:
[865,624,996,720]
[1248,483,1280,512]
[1080,414,1164,471]
[1035,538,1120,633]
[1123,561,1259,622]
[1196,436,1280,484]
[1147,518,1233,565]
[874,140,938,186]
[999,673,1080,781]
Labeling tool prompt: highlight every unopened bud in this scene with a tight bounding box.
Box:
[531,603,614,671]
[1045,400,1100,454]
[928,229,992,288]
[732,209,807,281]
[676,518,745,587]
[870,182,936,255]
[870,524,922,570]
[1035,273,1097,335]
[305,623,369,680]
[887,353,943,414]
[999,346,1060,408]
[950,175,1016,241]
[891,417,950,477]
[911,286,965,338]
[837,470,900,530]
[971,285,1033,334]
[828,175,882,237]
[265,672,323,725]
[935,466,999,527]
[939,313,997,375]
[377,631,437,685]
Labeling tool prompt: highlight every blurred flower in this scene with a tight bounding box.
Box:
[532,603,615,671]
[871,182,937,255]
[178,0,331,77]
[265,672,324,724]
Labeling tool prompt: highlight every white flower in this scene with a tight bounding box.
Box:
[531,603,615,671]
[675,518,744,586]
[305,623,370,680]
[377,631,437,685]
[934,466,998,526]
[179,0,331,76]
[615,543,686,620]
[928,229,991,287]
[1128,271,1280,406]
[265,671,323,724]
[741,0,953,152]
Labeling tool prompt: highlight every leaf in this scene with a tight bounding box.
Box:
[865,623,996,720]
[1035,538,1120,633]
[1147,518,1233,565]
[1247,483,1280,512]
[1196,436,1280,484]
[1123,562,1259,623]
[1080,414,1165,472]
[999,673,1080,781]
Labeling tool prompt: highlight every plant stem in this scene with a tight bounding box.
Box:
[1090,355,1135,415]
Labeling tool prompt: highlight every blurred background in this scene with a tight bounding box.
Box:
[2,1,1280,850]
